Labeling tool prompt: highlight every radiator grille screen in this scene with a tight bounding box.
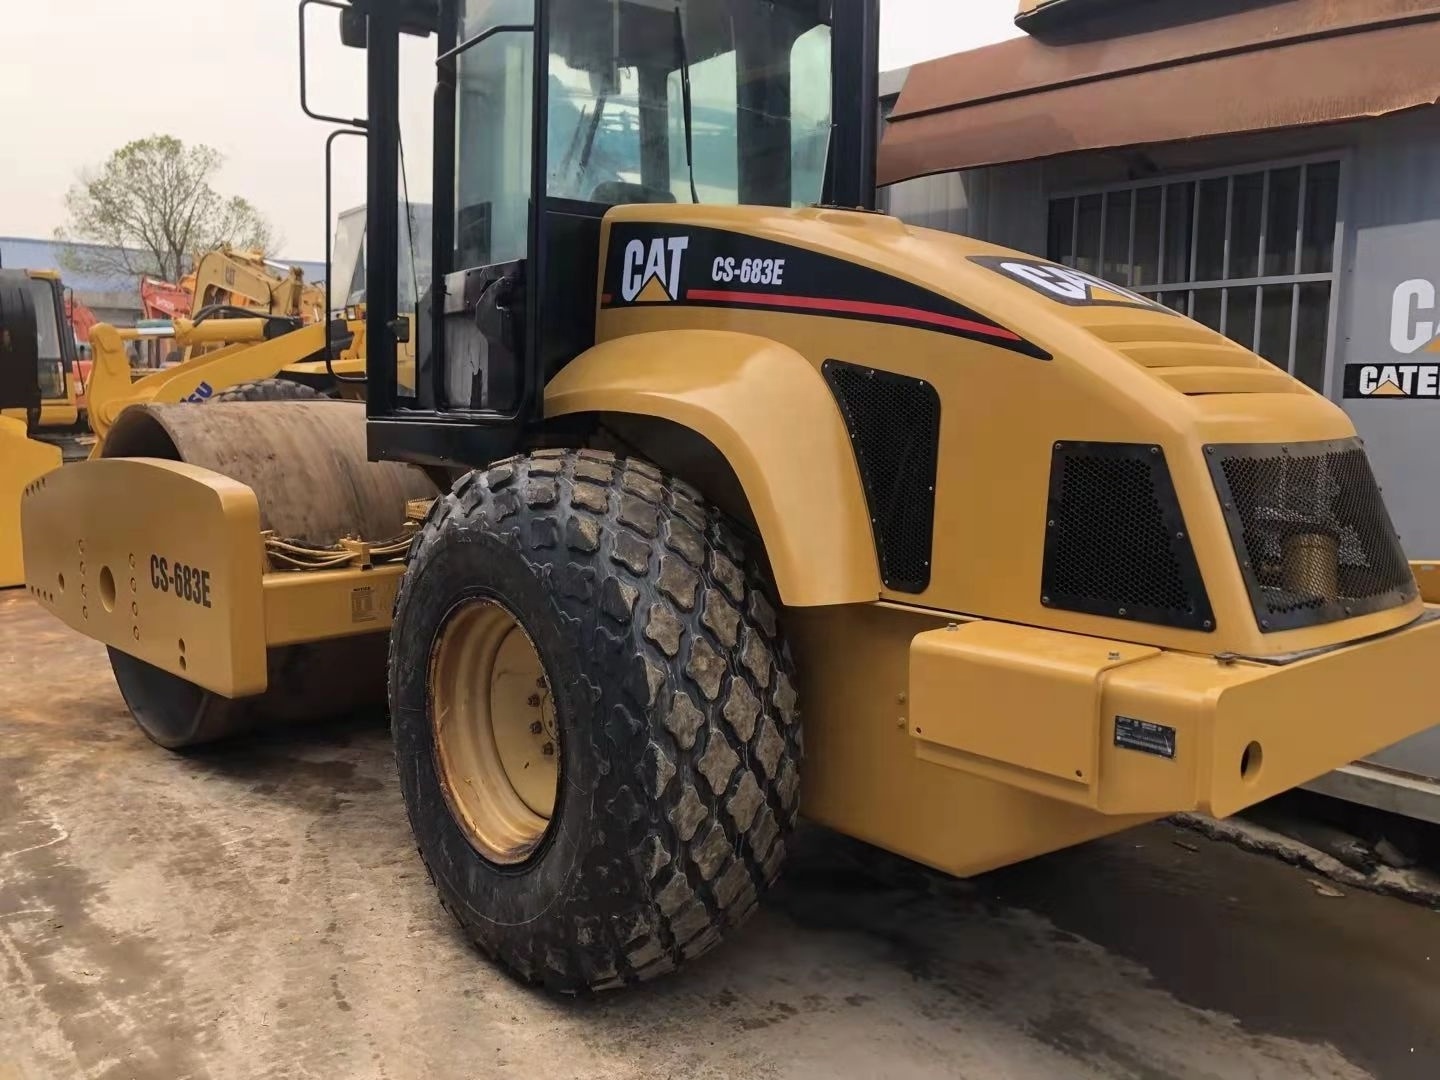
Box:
[1042,442,1213,630]
[823,361,940,593]
[1209,439,1415,631]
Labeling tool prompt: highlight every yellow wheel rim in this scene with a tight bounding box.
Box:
[430,599,560,865]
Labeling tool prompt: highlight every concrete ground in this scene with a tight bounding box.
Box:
[3,591,1438,1080]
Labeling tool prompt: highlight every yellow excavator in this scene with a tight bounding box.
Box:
[138,246,331,366]
[18,0,1440,995]
[187,246,328,325]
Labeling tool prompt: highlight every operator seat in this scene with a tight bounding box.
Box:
[588,181,677,206]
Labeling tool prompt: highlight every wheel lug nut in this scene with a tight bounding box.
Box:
[541,742,555,757]
[527,693,541,707]
[530,721,543,734]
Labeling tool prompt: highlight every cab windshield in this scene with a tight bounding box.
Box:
[27,279,66,399]
[453,0,834,268]
[546,0,834,207]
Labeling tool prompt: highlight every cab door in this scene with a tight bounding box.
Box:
[358,0,876,471]
[28,276,79,429]
[434,0,537,418]
[360,0,544,469]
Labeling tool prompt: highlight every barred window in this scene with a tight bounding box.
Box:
[1048,159,1343,393]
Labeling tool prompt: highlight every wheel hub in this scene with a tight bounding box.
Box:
[429,599,560,865]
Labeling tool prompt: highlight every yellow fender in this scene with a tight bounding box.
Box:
[546,329,879,607]
[0,415,62,588]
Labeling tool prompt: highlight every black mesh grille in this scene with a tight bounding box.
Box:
[1042,442,1213,630]
[823,361,940,593]
[1209,439,1415,631]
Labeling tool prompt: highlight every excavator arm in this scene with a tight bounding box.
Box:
[190,248,326,323]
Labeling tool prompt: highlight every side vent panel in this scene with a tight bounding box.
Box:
[823,360,940,594]
[1042,441,1214,631]
[1207,438,1416,632]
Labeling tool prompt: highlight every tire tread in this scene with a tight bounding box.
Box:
[393,449,800,992]
[206,377,322,403]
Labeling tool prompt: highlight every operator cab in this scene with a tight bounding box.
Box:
[0,272,75,431]
[330,0,876,468]
[27,276,73,408]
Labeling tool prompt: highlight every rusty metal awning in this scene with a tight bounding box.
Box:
[880,2,1440,186]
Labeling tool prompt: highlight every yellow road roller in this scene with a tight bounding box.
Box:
[20,0,1440,992]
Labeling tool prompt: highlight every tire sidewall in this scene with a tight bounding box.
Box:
[390,452,801,989]
[390,519,603,932]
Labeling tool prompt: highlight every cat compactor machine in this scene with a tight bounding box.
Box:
[22,0,1440,992]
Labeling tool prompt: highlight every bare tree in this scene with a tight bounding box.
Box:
[55,135,277,284]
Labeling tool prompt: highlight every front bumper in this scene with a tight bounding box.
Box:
[909,612,1440,819]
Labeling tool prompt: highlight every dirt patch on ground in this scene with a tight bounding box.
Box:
[4,593,1438,1079]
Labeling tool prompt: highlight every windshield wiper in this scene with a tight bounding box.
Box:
[673,5,700,204]
[577,93,609,184]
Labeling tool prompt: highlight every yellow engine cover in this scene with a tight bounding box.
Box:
[585,204,1421,660]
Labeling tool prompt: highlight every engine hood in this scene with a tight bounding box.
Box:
[599,202,1305,400]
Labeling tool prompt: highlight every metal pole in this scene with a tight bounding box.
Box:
[366,4,400,413]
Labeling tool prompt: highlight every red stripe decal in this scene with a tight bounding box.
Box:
[684,289,1022,342]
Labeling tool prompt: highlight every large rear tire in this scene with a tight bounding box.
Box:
[390,449,801,991]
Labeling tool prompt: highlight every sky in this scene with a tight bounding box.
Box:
[0,0,1021,262]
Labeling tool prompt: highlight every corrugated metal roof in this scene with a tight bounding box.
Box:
[0,237,141,295]
[881,0,1440,185]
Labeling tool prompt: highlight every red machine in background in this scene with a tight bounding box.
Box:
[140,276,192,321]
[62,289,97,410]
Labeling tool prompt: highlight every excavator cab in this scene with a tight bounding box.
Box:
[0,271,64,588]
[0,271,80,431]
[339,0,877,468]
[0,270,43,426]
[27,274,75,417]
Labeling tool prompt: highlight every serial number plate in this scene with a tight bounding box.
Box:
[1114,716,1176,759]
[149,555,213,609]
